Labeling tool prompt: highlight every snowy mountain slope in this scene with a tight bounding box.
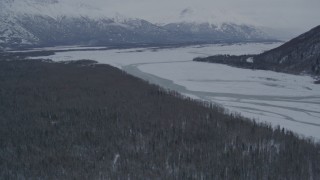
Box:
[0,0,276,49]
[0,14,39,49]
[163,22,270,42]
[14,14,182,46]
[161,7,271,42]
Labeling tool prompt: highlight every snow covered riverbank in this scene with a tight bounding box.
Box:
[32,42,320,140]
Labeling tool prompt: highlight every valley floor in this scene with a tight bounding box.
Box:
[32,42,320,140]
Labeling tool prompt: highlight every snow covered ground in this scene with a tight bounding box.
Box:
[9,46,108,53]
[32,42,320,140]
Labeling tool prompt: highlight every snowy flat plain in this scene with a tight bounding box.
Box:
[9,46,108,53]
[32,42,320,140]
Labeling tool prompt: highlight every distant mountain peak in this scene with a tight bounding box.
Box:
[158,7,256,27]
[112,13,135,24]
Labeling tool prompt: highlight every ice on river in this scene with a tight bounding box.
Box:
[32,42,320,140]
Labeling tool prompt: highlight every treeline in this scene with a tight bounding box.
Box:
[0,51,55,63]
[0,58,319,179]
[194,55,256,69]
[193,54,287,73]
[194,51,320,79]
[195,55,320,85]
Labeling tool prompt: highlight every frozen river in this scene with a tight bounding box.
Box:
[33,43,320,140]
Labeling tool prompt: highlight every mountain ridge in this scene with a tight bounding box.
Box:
[0,0,276,50]
[194,25,320,77]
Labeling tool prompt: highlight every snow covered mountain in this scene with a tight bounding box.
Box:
[163,22,269,42]
[0,0,275,50]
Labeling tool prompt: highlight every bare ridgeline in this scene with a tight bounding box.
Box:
[0,53,319,179]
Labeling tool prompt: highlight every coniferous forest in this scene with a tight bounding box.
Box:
[0,56,319,179]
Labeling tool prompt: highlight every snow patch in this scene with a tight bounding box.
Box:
[246,57,254,63]
[279,56,288,64]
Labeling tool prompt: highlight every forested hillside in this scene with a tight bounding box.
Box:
[195,25,320,77]
[0,57,319,179]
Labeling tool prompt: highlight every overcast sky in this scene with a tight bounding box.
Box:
[13,0,320,35]
[73,0,320,30]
